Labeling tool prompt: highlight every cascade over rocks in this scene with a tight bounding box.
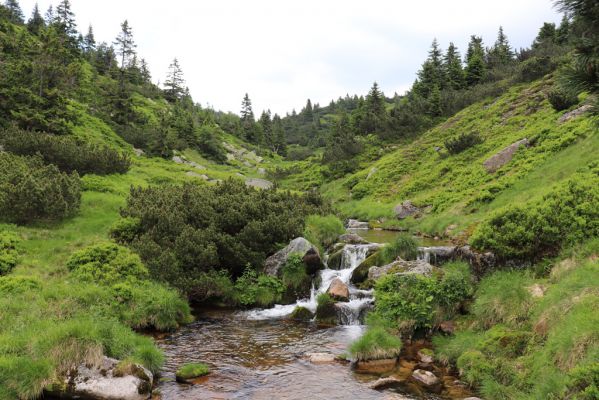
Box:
[44,357,152,400]
[264,237,323,276]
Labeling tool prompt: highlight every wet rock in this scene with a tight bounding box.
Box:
[411,369,440,390]
[355,358,398,374]
[44,357,152,400]
[327,278,349,301]
[327,249,344,270]
[394,200,421,219]
[337,233,369,245]
[417,349,434,364]
[483,138,529,173]
[368,259,434,281]
[245,178,273,189]
[368,376,404,390]
[265,237,323,277]
[418,246,456,265]
[289,306,313,321]
[558,104,592,123]
[350,252,380,285]
[455,245,496,277]
[347,219,369,229]
[306,352,336,364]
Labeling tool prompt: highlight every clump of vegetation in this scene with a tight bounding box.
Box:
[114,179,327,300]
[233,268,284,308]
[67,243,149,285]
[175,362,210,382]
[315,293,337,324]
[280,253,312,299]
[547,87,579,111]
[0,153,81,224]
[378,235,419,264]
[444,132,483,154]
[289,306,313,321]
[303,214,345,252]
[471,173,599,260]
[349,326,403,361]
[0,275,41,294]
[0,129,131,175]
[197,125,227,163]
[0,232,20,276]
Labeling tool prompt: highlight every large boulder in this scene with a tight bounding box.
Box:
[245,178,273,189]
[558,104,592,123]
[394,200,421,219]
[337,233,369,245]
[305,352,336,364]
[327,249,344,270]
[264,237,323,276]
[44,357,152,400]
[455,245,496,277]
[368,259,434,281]
[350,252,380,285]
[483,138,529,173]
[327,278,349,301]
[417,246,456,265]
[346,219,369,229]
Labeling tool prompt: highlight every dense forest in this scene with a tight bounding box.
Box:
[0,0,597,399]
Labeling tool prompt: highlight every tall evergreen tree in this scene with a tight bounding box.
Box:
[323,113,361,174]
[114,20,136,70]
[55,0,77,38]
[240,94,260,143]
[488,26,514,67]
[240,93,254,122]
[465,35,486,85]
[444,42,465,90]
[4,0,24,23]
[555,15,571,44]
[83,25,96,54]
[139,58,151,83]
[164,58,185,101]
[302,99,313,123]
[365,81,386,116]
[414,39,446,96]
[259,110,273,148]
[27,3,45,34]
[44,5,53,24]
[271,114,287,156]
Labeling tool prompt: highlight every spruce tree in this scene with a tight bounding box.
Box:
[44,5,53,24]
[366,81,386,117]
[5,0,24,24]
[240,93,254,122]
[164,58,185,101]
[302,99,313,123]
[114,20,136,70]
[556,15,571,45]
[27,3,45,34]
[271,114,287,156]
[414,39,446,96]
[240,94,260,143]
[140,58,151,83]
[83,25,96,54]
[55,0,77,38]
[465,35,486,85]
[444,42,465,90]
[488,26,514,67]
[259,110,273,147]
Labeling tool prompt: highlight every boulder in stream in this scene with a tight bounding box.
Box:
[305,352,336,364]
[368,259,434,281]
[350,251,380,285]
[411,369,441,391]
[368,376,404,390]
[337,233,369,245]
[327,278,349,301]
[264,237,323,276]
[355,358,398,374]
[44,357,153,400]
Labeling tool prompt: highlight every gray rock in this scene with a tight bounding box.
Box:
[45,357,152,400]
[327,278,349,301]
[337,233,369,245]
[368,376,404,390]
[483,138,529,173]
[306,352,336,364]
[132,148,145,157]
[264,237,323,276]
[347,219,369,229]
[412,369,439,387]
[558,104,592,123]
[188,161,205,170]
[394,200,421,219]
[418,246,456,265]
[245,178,273,189]
[172,155,185,164]
[368,259,434,281]
[455,245,496,277]
[185,171,209,180]
[257,167,266,175]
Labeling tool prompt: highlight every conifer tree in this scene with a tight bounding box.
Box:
[302,99,313,123]
[5,0,24,24]
[487,26,514,67]
[55,0,77,38]
[44,5,53,24]
[444,42,465,90]
[465,35,486,85]
[259,110,273,147]
[114,20,136,70]
[414,39,446,96]
[271,114,287,156]
[366,81,386,117]
[240,93,254,123]
[555,15,571,44]
[27,3,45,34]
[83,25,96,54]
[140,58,151,83]
[164,58,185,101]
[323,113,361,170]
[240,94,261,143]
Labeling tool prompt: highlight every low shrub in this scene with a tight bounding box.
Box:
[566,363,599,400]
[349,326,402,361]
[0,276,41,294]
[0,153,81,224]
[197,125,227,163]
[233,268,284,307]
[0,128,131,175]
[176,362,210,381]
[0,232,20,276]
[378,235,419,264]
[444,132,483,155]
[303,214,345,252]
[67,243,149,285]
[547,87,579,111]
[471,173,599,260]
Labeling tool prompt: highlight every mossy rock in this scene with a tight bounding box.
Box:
[350,252,380,284]
[315,293,338,325]
[289,306,314,321]
[327,249,344,270]
[175,363,210,383]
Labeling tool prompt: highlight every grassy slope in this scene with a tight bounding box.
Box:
[321,77,598,237]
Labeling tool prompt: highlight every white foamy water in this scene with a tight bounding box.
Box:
[245,244,375,322]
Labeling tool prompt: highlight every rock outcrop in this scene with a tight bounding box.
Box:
[327,278,349,301]
[368,259,434,281]
[264,237,323,276]
[337,233,369,245]
[394,200,421,219]
[245,178,273,189]
[44,357,152,400]
[346,219,369,229]
[483,138,529,173]
[558,104,592,123]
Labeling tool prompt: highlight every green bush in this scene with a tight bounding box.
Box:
[378,235,419,264]
[303,214,345,252]
[0,276,41,294]
[471,174,599,260]
[0,232,20,276]
[67,243,149,285]
[566,363,599,400]
[233,268,284,307]
[444,132,483,154]
[349,326,402,361]
[197,125,227,163]
[0,153,81,224]
[115,179,327,300]
[0,128,131,175]
[547,87,578,111]
[109,217,141,243]
[176,362,210,381]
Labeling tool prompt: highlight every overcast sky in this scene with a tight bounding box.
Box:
[20,0,562,115]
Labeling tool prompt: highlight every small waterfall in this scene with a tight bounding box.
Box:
[246,243,376,323]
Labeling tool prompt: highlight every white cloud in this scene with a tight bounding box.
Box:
[19,0,562,115]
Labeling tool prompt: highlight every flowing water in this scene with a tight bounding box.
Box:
[155,232,470,399]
